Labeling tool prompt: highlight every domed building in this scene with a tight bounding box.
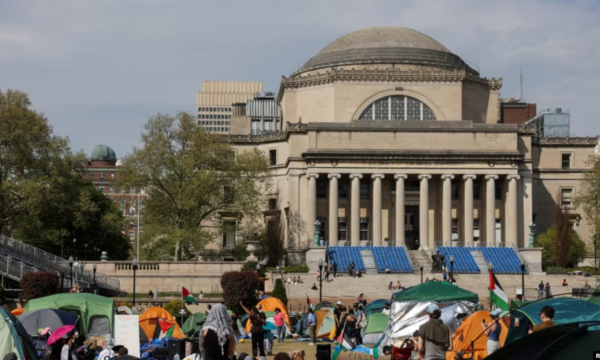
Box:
[226,27,597,270]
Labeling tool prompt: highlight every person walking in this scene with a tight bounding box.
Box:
[332,261,338,278]
[274,308,287,343]
[538,281,544,299]
[307,308,317,346]
[240,301,266,359]
[201,304,236,360]
[416,304,452,360]
[482,309,503,356]
[324,265,331,282]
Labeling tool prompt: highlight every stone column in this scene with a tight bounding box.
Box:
[418,175,432,249]
[485,175,498,247]
[441,175,454,246]
[372,174,385,246]
[307,174,319,247]
[463,175,476,247]
[349,174,362,247]
[328,174,341,246]
[506,175,520,246]
[395,174,407,247]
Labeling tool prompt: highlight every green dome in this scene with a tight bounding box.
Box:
[91,144,117,161]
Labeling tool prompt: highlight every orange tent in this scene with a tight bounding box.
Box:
[11,308,24,316]
[139,307,184,340]
[446,310,508,360]
[245,297,291,333]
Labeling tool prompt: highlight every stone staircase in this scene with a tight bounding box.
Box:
[360,250,378,275]
[471,250,489,273]
[411,249,432,273]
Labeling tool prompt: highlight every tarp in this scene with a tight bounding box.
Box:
[10,308,24,317]
[0,306,39,360]
[138,307,184,340]
[365,299,388,316]
[181,313,206,335]
[17,309,79,337]
[392,281,479,303]
[505,297,600,345]
[445,310,508,360]
[362,313,389,345]
[244,298,291,334]
[509,300,530,311]
[25,293,115,336]
[315,301,334,311]
[315,308,335,338]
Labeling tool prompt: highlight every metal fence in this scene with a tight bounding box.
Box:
[0,235,120,291]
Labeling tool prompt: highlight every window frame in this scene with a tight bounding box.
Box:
[561,153,572,170]
[561,187,574,207]
[269,149,277,166]
[338,217,347,241]
[359,218,369,241]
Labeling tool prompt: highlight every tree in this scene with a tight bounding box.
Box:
[554,200,572,267]
[262,212,287,267]
[20,271,59,303]
[221,271,259,314]
[576,155,600,257]
[117,112,271,260]
[536,226,587,267]
[163,300,191,322]
[272,278,288,306]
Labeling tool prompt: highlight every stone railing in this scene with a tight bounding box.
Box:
[115,262,161,271]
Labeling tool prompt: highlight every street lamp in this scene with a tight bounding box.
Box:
[318,258,324,302]
[93,264,97,294]
[84,243,88,260]
[68,256,73,290]
[520,258,526,301]
[594,233,597,271]
[132,258,139,310]
[450,255,454,281]
[420,265,424,284]
[73,238,76,259]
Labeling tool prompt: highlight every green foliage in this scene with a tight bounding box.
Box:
[163,300,191,319]
[117,112,271,260]
[575,156,600,238]
[272,279,288,306]
[118,301,133,308]
[221,271,259,314]
[0,89,130,260]
[242,261,265,277]
[536,225,587,267]
[20,271,59,303]
[265,265,309,273]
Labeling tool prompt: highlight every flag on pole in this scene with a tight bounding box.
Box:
[182,287,198,305]
[489,269,509,311]
[336,326,356,350]
[158,319,176,339]
[306,295,313,310]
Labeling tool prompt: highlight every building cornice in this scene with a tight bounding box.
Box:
[532,136,599,147]
[302,149,523,162]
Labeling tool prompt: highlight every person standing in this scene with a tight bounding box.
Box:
[324,265,331,282]
[274,308,287,343]
[201,304,236,360]
[307,308,317,346]
[545,282,551,298]
[529,306,556,333]
[382,303,391,316]
[240,301,266,359]
[538,281,544,299]
[334,302,344,338]
[354,303,364,346]
[344,309,357,340]
[482,309,502,356]
[416,304,452,360]
[332,261,338,278]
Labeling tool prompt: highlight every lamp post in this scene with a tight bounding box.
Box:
[450,255,454,281]
[520,258,526,301]
[132,258,138,310]
[318,258,324,302]
[84,243,88,260]
[420,265,424,284]
[68,256,73,290]
[594,233,597,271]
[92,264,97,294]
[73,238,76,259]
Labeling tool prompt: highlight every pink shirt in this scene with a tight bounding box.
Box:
[274,312,286,327]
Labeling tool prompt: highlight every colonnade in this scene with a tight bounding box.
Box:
[306,173,521,249]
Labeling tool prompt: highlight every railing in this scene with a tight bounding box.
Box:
[0,235,120,291]
[407,249,419,273]
[115,262,160,271]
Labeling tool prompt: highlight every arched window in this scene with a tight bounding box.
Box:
[358,95,436,121]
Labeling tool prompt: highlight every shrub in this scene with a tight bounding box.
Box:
[118,301,133,308]
[241,261,265,277]
[20,271,59,303]
[221,271,259,314]
[163,300,191,320]
[272,279,288,306]
[265,265,309,273]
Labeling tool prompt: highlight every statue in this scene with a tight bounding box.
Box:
[529,222,536,248]
[314,220,321,247]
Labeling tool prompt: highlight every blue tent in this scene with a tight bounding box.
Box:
[505,297,600,344]
[365,299,388,316]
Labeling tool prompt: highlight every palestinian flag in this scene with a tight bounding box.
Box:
[182,287,198,305]
[307,295,313,310]
[489,269,509,311]
[158,319,176,339]
[336,327,356,350]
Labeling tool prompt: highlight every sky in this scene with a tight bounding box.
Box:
[1,0,600,157]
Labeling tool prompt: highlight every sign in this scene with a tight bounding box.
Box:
[114,315,141,357]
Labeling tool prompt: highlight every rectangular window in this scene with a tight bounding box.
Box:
[269,149,277,166]
[473,180,480,200]
[89,173,94,180]
[474,219,480,243]
[97,186,104,192]
[223,221,236,248]
[129,231,135,240]
[140,187,146,195]
[338,217,347,241]
[111,172,115,180]
[360,182,369,199]
[317,178,327,198]
[360,218,369,241]
[268,198,277,210]
[562,153,571,169]
[264,119,274,132]
[251,119,261,135]
[100,173,105,180]
[224,186,234,203]
[130,186,135,194]
[317,217,326,242]
[110,186,115,193]
[495,181,501,200]
[561,188,573,206]
[451,218,459,241]
[451,182,459,200]
[338,180,348,199]
[495,219,502,243]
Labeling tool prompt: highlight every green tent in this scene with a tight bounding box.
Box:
[0,307,39,360]
[392,281,479,303]
[362,313,389,344]
[509,300,530,311]
[365,299,388,316]
[25,293,116,336]
[181,313,206,335]
[505,297,600,345]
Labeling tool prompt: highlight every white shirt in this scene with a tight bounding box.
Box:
[98,349,114,360]
[61,345,70,360]
[382,308,390,316]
